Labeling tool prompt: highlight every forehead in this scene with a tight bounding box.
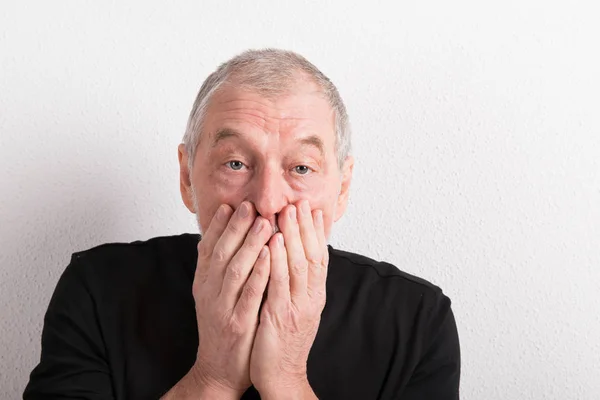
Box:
[202,83,336,144]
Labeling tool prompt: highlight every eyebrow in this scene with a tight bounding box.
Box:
[211,128,325,157]
[211,128,241,148]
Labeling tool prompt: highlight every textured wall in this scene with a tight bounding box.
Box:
[1,1,599,399]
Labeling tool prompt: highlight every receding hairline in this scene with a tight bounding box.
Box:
[182,48,351,170]
[198,79,336,145]
[208,69,333,108]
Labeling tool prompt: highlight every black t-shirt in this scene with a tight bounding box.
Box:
[24,234,460,399]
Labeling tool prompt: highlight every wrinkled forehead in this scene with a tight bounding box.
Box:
[202,83,337,145]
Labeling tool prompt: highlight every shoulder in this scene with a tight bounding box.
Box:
[326,246,454,328]
[72,233,199,265]
[64,233,199,291]
[326,251,460,396]
[328,246,448,299]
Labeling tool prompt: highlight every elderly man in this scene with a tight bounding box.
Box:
[24,49,460,399]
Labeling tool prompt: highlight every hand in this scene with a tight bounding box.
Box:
[190,201,273,397]
[250,200,329,396]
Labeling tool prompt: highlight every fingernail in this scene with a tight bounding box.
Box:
[251,218,263,234]
[300,200,310,216]
[276,233,284,247]
[316,210,323,225]
[238,202,249,218]
[288,205,296,220]
[216,205,226,221]
[259,246,268,259]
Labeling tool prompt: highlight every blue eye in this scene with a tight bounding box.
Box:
[227,161,245,171]
[294,165,310,175]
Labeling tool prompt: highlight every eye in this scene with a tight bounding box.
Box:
[294,165,311,175]
[226,160,246,171]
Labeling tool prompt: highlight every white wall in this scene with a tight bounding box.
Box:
[1,1,599,399]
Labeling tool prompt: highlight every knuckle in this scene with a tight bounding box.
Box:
[242,236,262,251]
[226,317,246,335]
[192,272,210,294]
[305,251,321,266]
[236,296,253,316]
[309,287,326,299]
[192,277,204,293]
[271,272,289,284]
[226,265,244,281]
[290,259,308,274]
[197,242,212,260]
[212,246,227,263]
[252,261,267,278]
[193,291,208,309]
[320,253,329,268]
[243,283,260,300]
[226,221,243,235]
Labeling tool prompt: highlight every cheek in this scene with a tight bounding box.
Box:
[301,178,340,237]
[209,173,245,201]
[194,172,248,231]
[201,168,250,199]
[304,175,339,204]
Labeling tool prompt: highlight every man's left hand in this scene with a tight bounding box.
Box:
[250,200,328,398]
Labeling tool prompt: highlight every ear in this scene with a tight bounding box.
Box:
[178,143,196,214]
[334,155,354,222]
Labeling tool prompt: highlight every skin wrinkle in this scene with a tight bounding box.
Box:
[180,82,353,242]
[181,51,352,176]
[211,128,326,162]
[169,51,357,398]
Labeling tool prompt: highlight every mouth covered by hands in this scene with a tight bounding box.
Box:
[189,200,328,398]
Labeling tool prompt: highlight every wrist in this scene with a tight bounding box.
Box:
[190,363,244,400]
[259,379,316,400]
[160,365,242,400]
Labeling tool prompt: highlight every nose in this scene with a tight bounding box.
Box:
[248,165,290,231]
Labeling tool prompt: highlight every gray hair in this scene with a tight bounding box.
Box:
[181,48,351,171]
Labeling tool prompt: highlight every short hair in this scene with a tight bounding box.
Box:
[182,48,351,171]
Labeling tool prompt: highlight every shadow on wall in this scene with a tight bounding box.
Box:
[0,140,129,396]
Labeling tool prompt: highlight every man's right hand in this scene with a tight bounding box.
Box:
[163,201,272,399]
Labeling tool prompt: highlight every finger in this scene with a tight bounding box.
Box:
[313,209,328,263]
[308,209,328,300]
[267,233,290,303]
[278,205,308,300]
[207,201,256,295]
[234,246,271,323]
[221,216,272,309]
[194,204,234,284]
[297,200,321,273]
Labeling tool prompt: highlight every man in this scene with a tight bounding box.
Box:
[24,49,460,399]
